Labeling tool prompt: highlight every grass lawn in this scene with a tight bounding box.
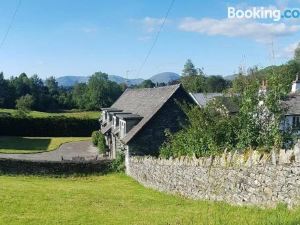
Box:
[0,108,100,119]
[0,174,299,225]
[0,136,91,154]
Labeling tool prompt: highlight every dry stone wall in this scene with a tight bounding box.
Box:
[127,144,300,208]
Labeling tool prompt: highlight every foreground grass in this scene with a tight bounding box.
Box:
[0,136,91,153]
[0,108,100,119]
[0,174,299,225]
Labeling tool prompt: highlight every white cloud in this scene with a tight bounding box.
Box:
[142,17,165,32]
[139,17,168,33]
[178,17,300,43]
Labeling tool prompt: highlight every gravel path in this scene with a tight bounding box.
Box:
[0,141,100,162]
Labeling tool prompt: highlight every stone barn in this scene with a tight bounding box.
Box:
[100,84,193,158]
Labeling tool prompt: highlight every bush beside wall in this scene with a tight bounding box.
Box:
[0,117,98,137]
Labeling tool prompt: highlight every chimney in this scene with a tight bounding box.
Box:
[291,73,300,93]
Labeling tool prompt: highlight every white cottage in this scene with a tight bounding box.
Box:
[282,74,300,133]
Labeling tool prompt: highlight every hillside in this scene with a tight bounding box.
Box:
[108,75,144,86]
[150,72,180,83]
[224,74,238,81]
[57,72,180,87]
[56,75,144,86]
[56,76,89,86]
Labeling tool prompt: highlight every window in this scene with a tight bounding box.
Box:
[102,111,106,122]
[112,116,115,128]
[292,116,300,128]
[120,120,126,138]
[113,116,119,129]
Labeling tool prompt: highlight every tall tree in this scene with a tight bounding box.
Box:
[0,72,15,108]
[45,76,59,96]
[85,72,123,110]
[72,83,88,109]
[182,59,198,77]
[10,73,31,97]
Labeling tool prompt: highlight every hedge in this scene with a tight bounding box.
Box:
[0,117,99,137]
[0,158,112,175]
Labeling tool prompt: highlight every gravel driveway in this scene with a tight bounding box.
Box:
[0,141,100,162]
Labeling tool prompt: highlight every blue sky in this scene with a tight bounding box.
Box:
[0,0,299,79]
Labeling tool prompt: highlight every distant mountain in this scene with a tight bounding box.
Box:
[56,76,89,87]
[149,72,180,84]
[56,75,144,86]
[224,74,238,81]
[108,75,144,86]
[56,72,180,87]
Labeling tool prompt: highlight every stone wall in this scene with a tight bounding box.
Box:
[127,146,300,208]
[129,88,193,156]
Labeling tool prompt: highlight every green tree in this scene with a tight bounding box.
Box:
[72,83,88,109]
[29,74,49,111]
[181,75,206,92]
[45,76,59,96]
[0,72,15,108]
[205,76,230,92]
[10,73,31,98]
[85,72,123,110]
[15,94,34,112]
[160,104,238,158]
[139,79,155,88]
[182,59,197,77]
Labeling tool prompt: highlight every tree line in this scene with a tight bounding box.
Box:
[0,63,232,113]
[0,72,124,112]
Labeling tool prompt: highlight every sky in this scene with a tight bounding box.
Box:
[0,0,300,79]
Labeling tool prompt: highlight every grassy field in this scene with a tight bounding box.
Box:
[0,136,91,153]
[0,174,299,225]
[0,108,100,119]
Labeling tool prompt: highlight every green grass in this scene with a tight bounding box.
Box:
[0,136,91,154]
[0,174,299,225]
[0,108,100,119]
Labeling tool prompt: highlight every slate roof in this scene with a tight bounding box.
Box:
[282,94,300,115]
[100,108,122,112]
[189,93,239,113]
[212,96,239,114]
[189,93,222,107]
[117,114,143,120]
[101,123,112,134]
[105,84,182,144]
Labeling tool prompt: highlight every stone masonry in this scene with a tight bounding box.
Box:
[127,144,300,208]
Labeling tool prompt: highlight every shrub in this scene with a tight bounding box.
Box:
[160,105,238,158]
[110,152,125,172]
[16,94,34,112]
[97,132,106,154]
[92,131,100,146]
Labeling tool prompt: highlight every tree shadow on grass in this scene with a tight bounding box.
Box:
[0,137,51,152]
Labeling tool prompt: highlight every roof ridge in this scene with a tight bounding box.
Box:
[125,84,181,92]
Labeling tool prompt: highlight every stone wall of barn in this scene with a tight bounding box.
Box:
[127,146,300,208]
[128,88,193,156]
